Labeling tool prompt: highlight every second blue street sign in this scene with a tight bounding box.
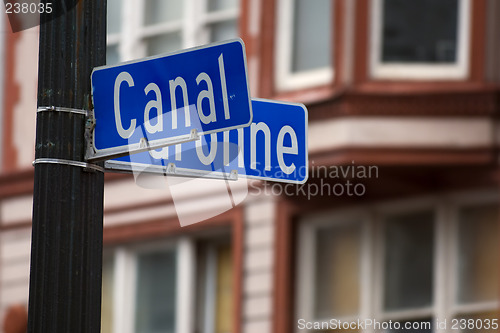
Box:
[88,39,252,161]
[106,99,308,184]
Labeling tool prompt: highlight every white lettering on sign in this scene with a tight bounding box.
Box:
[196,133,218,165]
[250,122,271,171]
[169,77,190,129]
[149,144,182,161]
[237,128,244,168]
[144,83,163,134]
[113,53,230,139]
[196,72,217,124]
[146,119,300,176]
[218,54,230,120]
[277,125,298,174]
[114,71,136,139]
[223,131,231,166]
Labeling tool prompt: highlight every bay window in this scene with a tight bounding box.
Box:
[296,193,499,332]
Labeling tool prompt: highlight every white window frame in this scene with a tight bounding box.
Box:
[108,0,239,63]
[198,240,233,333]
[104,234,233,333]
[196,0,240,45]
[446,192,500,321]
[295,210,373,328]
[202,244,218,333]
[108,238,196,333]
[370,0,471,80]
[373,198,439,326]
[275,0,334,92]
[295,190,499,333]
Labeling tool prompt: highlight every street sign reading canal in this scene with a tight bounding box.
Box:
[105,99,308,184]
[88,39,252,161]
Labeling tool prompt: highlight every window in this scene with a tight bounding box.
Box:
[276,0,333,91]
[101,255,115,333]
[106,0,122,65]
[453,204,499,329]
[296,215,368,327]
[296,193,499,333]
[135,250,177,333]
[106,0,240,65]
[195,240,234,333]
[379,211,434,332]
[370,0,471,79]
[101,236,233,333]
[315,222,361,320]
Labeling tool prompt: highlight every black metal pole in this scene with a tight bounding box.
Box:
[28,1,106,332]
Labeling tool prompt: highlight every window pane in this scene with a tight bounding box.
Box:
[106,45,120,65]
[101,256,114,333]
[208,0,238,12]
[292,0,331,72]
[195,241,233,333]
[457,204,499,304]
[381,0,459,63]
[107,0,122,34]
[384,211,434,311]
[144,0,183,26]
[315,222,361,319]
[215,244,233,333]
[145,32,182,56]
[209,20,238,43]
[135,250,176,333]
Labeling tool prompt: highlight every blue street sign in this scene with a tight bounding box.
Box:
[106,99,308,184]
[88,39,252,161]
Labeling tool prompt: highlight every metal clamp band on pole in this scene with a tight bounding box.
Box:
[37,106,89,116]
[32,158,105,173]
